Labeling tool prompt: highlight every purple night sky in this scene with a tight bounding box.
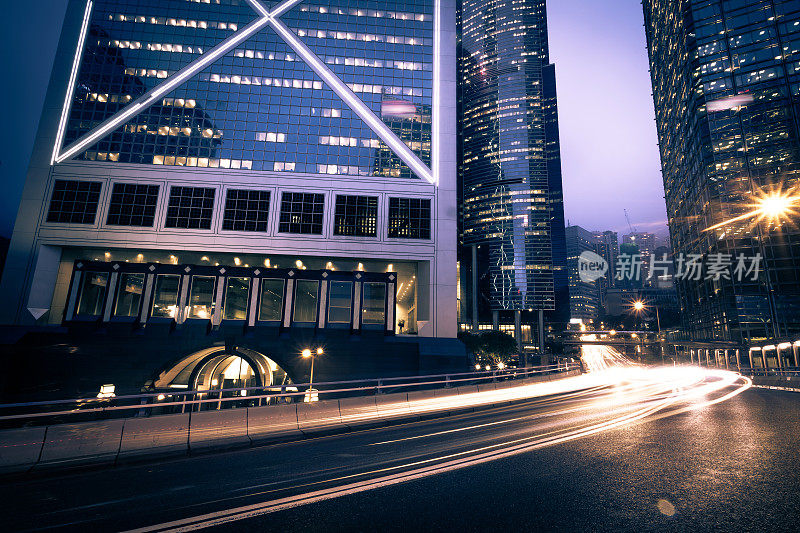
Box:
[0,0,669,241]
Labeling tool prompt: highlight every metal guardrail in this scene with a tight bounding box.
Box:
[0,363,582,427]
[741,368,800,377]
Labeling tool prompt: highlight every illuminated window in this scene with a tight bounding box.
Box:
[151,275,180,318]
[279,192,324,234]
[47,180,101,224]
[258,279,284,321]
[334,195,377,236]
[223,277,250,320]
[77,272,109,316]
[114,273,144,317]
[328,281,352,323]
[362,282,386,324]
[388,197,431,239]
[188,276,215,319]
[293,280,319,323]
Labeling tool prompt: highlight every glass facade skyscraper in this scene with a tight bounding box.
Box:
[458,0,568,328]
[0,0,462,387]
[643,0,800,343]
[59,0,434,178]
[565,225,600,323]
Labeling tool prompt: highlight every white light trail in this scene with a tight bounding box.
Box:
[127,366,751,533]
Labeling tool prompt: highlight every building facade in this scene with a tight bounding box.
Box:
[0,0,461,395]
[592,230,618,308]
[621,232,656,286]
[457,0,569,347]
[565,225,600,323]
[643,0,800,344]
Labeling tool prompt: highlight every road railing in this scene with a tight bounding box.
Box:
[0,362,581,428]
[739,367,800,392]
[0,363,584,474]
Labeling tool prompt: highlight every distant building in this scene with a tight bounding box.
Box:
[622,232,656,286]
[565,225,600,323]
[652,245,675,290]
[592,230,618,307]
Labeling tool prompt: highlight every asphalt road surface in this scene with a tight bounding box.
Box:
[2,367,798,532]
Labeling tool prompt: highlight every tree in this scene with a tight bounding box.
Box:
[458,330,518,366]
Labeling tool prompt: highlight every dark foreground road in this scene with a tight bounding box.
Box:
[2,367,798,532]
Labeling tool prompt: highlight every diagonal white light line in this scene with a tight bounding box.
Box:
[56,16,270,163]
[245,0,304,18]
[265,15,436,184]
[52,0,94,165]
[54,0,305,164]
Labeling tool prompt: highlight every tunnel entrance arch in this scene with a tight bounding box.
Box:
[152,347,294,408]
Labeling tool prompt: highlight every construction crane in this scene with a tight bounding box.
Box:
[624,209,638,234]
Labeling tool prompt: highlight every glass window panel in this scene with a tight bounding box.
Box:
[328,281,352,323]
[223,189,271,232]
[224,277,250,320]
[258,278,284,321]
[334,195,377,236]
[362,282,386,324]
[47,180,102,224]
[106,183,159,227]
[388,197,431,239]
[77,272,109,316]
[279,192,325,234]
[114,273,144,317]
[188,276,216,319]
[293,279,319,323]
[151,274,180,318]
[164,186,215,229]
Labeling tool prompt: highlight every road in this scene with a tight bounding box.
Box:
[2,366,798,532]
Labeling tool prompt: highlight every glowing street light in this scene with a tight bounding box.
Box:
[633,300,645,312]
[302,347,323,402]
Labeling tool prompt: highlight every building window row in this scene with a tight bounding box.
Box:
[69,261,392,331]
[46,180,432,239]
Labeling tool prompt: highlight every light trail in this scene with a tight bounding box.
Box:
[127,365,750,533]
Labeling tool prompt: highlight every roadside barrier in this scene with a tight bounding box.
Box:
[0,364,583,474]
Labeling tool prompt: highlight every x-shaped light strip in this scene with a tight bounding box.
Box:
[55,0,436,185]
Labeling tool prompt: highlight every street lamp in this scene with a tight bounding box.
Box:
[631,300,664,364]
[302,347,323,402]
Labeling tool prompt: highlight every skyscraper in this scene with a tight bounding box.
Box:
[458,0,568,348]
[0,0,461,391]
[565,225,600,323]
[643,0,800,344]
[592,230,618,308]
[622,232,656,286]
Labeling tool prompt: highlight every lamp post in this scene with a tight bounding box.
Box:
[632,300,663,364]
[302,347,323,402]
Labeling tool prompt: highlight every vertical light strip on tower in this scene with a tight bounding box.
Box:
[51,0,93,165]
